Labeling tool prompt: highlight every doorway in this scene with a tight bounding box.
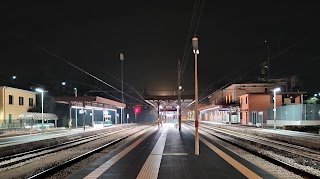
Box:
[251,111,257,125]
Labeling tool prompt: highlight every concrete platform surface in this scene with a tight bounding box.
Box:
[69,123,275,179]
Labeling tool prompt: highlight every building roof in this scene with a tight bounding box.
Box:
[239,91,307,97]
[144,95,194,100]
[53,96,126,109]
[18,112,58,120]
[198,104,228,111]
[0,86,36,94]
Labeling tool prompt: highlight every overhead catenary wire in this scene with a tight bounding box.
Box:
[38,46,152,106]
[180,0,200,75]
[186,38,307,107]
[199,40,304,102]
[180,0,206,79]
[68,80,121,101]
[102,71,146,102]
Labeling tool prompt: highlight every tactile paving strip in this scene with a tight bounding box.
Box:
[136,128,168,179]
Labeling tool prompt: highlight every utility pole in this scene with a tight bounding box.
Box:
[120,53,124,124]
[157,100,160,122]
[192,36,199,155]
[74,88,78,128]
[267,44,270,83]
[178,59,182,131]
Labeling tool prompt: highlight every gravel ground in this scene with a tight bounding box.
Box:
[201,127,320,177]
[198,127,304,179]
[0,125,154,179]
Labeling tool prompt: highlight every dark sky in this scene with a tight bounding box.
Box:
[1,1,320,101]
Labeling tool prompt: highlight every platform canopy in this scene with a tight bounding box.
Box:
[143,95,194,112]
[18,112,58,120]
[53,96,126,110]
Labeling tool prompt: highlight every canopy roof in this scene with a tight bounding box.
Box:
[19,112,58,120]
[53,96,126,109]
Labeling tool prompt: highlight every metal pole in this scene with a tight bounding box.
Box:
[120,53,124,124]
[192,37,199,155]
[267,45,270,83]
[135,113,137,123]
[41,91,44,134]
[83,101,86,131]
[178,59,182,131]
[75,109,78,128]
[69,106,72,130]
[273,90,276,129]
[74,88,77,128]
[157,100,160,123]
[194,52,199,155]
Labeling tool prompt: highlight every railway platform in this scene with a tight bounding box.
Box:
[68,123,275,179]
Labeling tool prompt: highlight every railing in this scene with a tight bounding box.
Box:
[267,104,320,121]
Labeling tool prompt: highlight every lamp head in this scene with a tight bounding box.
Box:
[120,53,124,61]
[192,37,199,54]
[273,88,281,92]
[36,88,44,93]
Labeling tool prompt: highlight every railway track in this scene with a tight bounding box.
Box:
[185,122,320,178]
[0,125,137,169]
[25,125,155,179]
[202,124,320,162]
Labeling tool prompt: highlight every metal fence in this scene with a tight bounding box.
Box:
[267,104,320,121]
[1,119,55,130]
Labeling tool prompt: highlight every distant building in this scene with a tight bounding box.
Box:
[200,83,275,123]
[239,92,305,126]
[0,86,36,125]
[199,76,308,126]
[208,83,276,105]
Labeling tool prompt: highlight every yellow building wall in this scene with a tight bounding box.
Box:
[0,87,4,122]
[0,87,36,124]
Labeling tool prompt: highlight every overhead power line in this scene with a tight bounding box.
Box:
[38,46,152,106]
[180,0,200,74]
[180,0,206,79]
[102,71,146,102]
[69,80,121,101]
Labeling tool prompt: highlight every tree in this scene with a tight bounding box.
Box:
[305,97,320,104]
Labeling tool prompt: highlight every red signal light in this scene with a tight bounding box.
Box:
[134,106,141,114]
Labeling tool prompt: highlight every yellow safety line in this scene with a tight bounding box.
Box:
[183,125,262,179]
[136,128,168,179]
[83,127,157,179]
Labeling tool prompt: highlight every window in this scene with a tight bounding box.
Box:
[29,98,34,106]
[246,97,248,104]
[19,97,24,106]
[9,95,13,104]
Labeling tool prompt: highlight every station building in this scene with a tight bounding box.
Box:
[0,86,36,126]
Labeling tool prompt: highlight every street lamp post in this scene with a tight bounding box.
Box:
[120,53,124,124]
[12,76,16,85]
[272,87,281,130]
[74,88,78,128]
[62,81,66,94]
[178,59,182,131]
[192,36,199,155]
[36,88,47,134]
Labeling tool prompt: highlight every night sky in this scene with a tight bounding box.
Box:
[1,1,320,103]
